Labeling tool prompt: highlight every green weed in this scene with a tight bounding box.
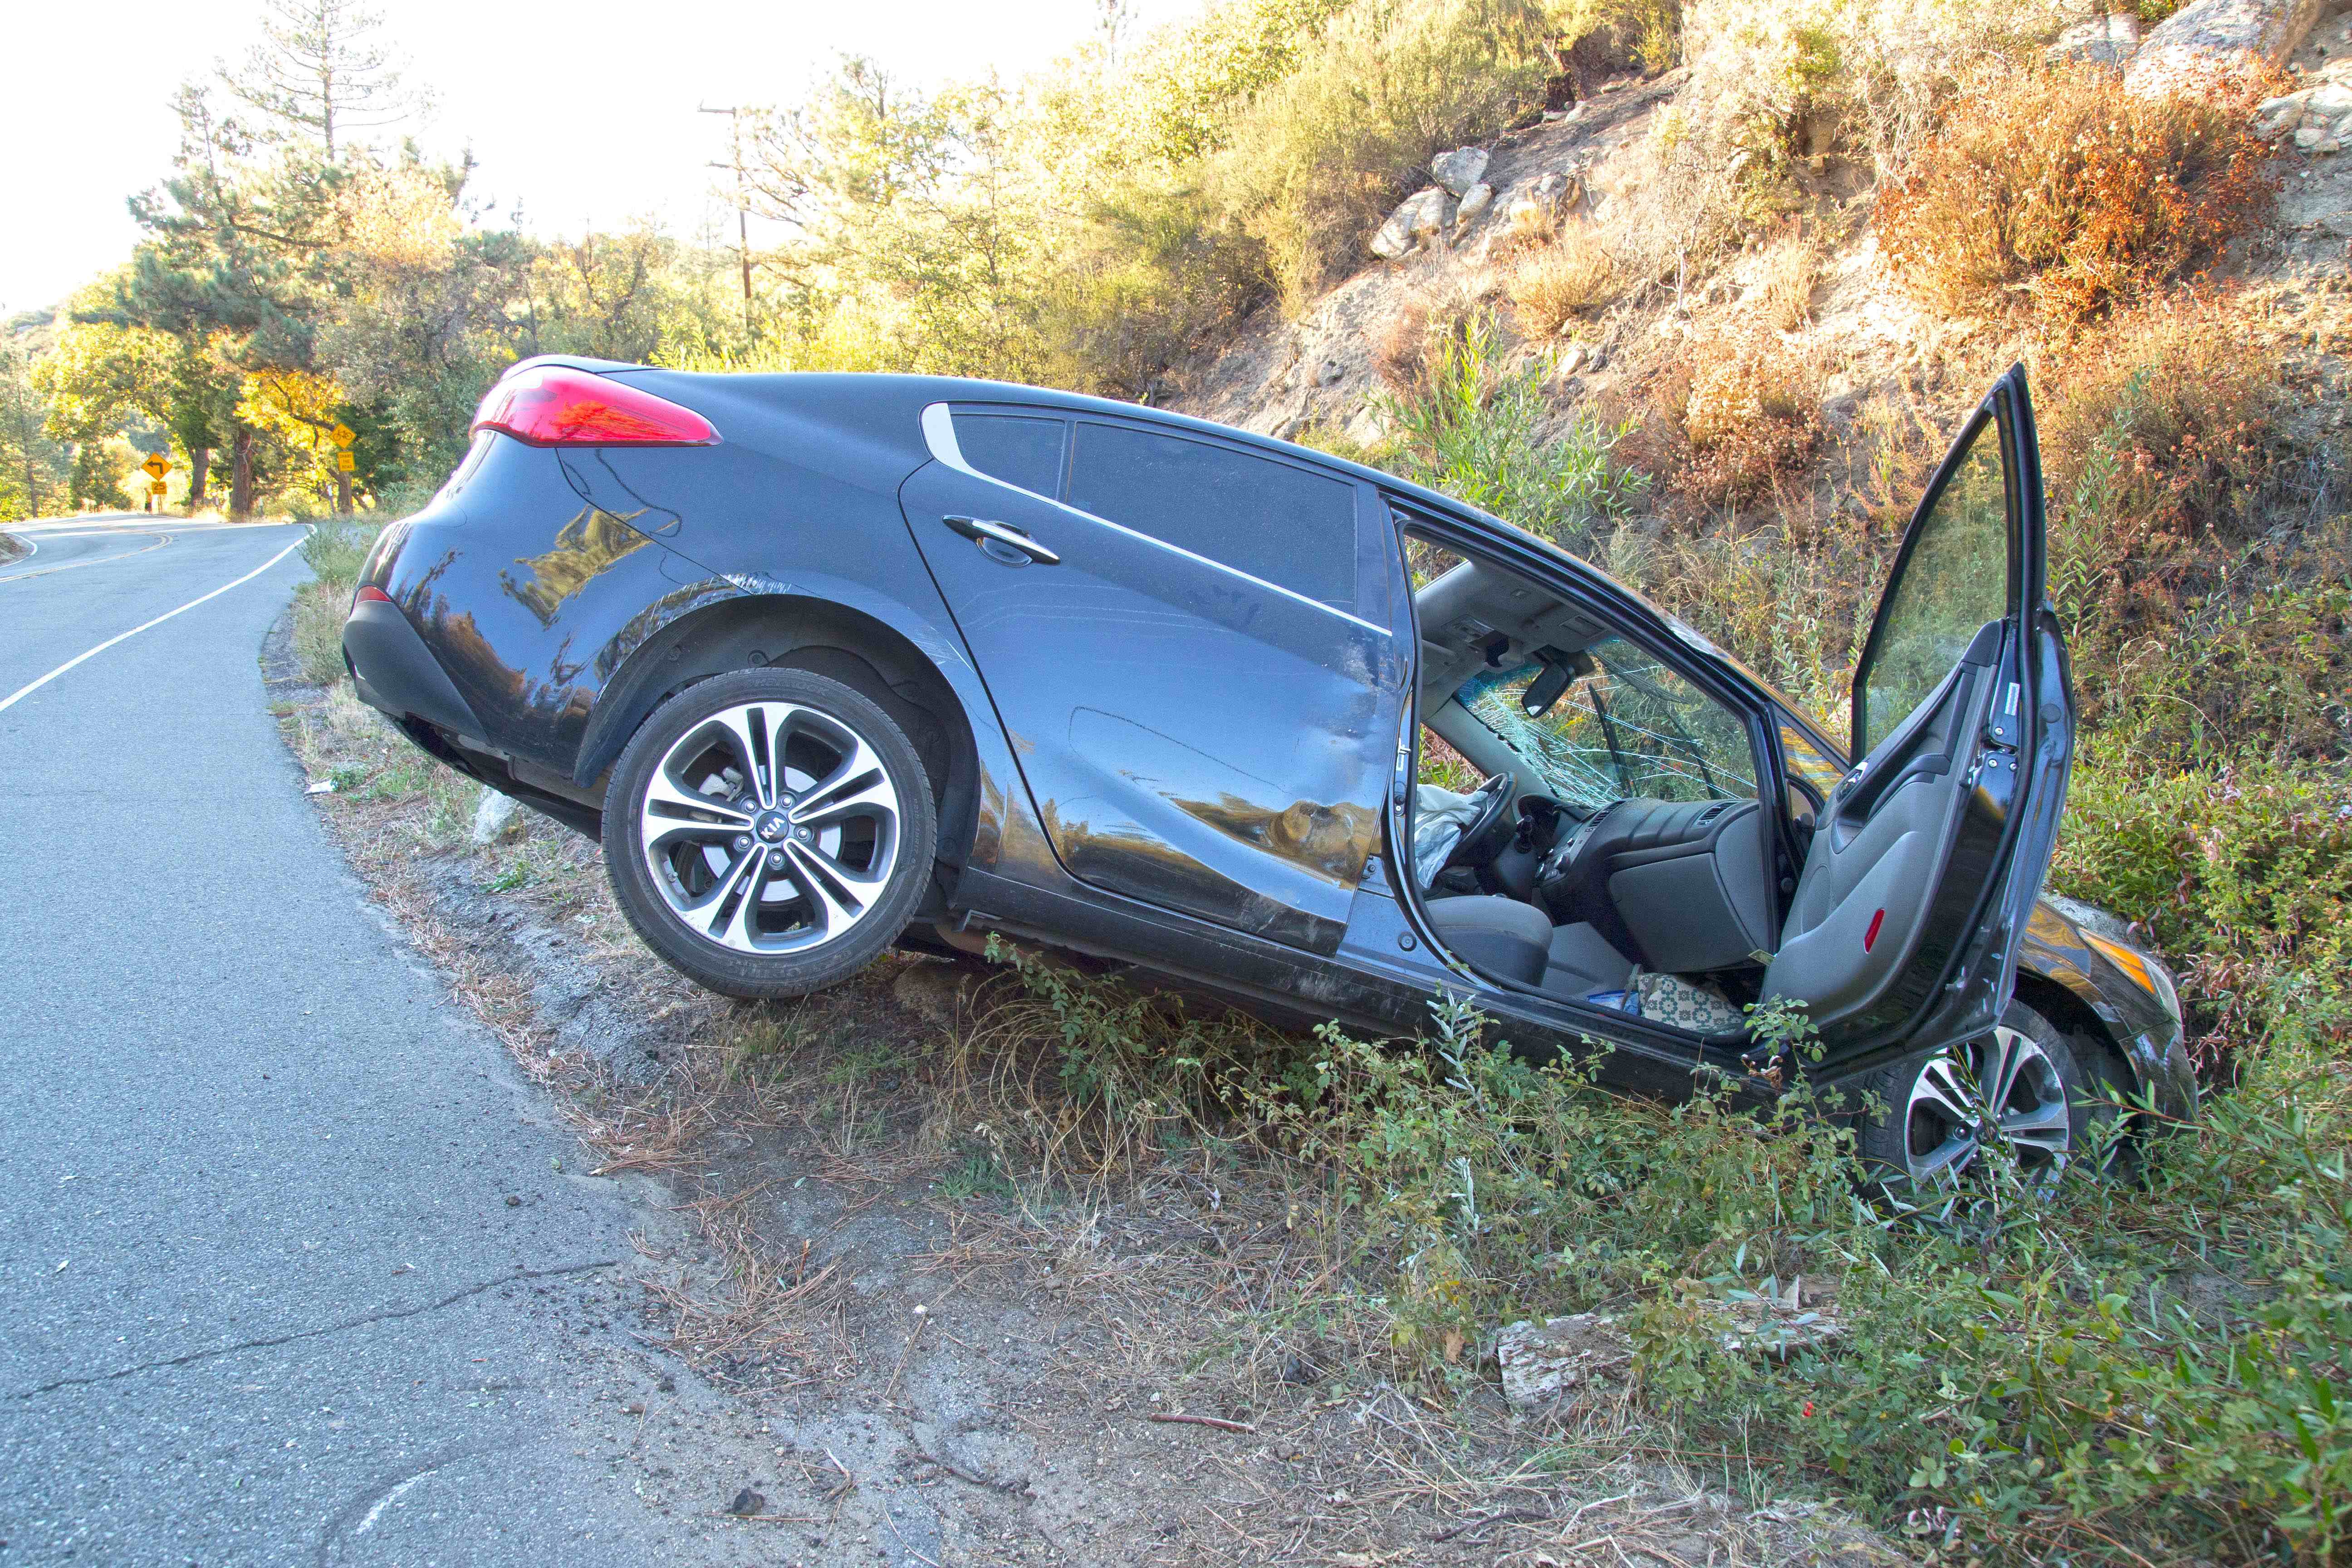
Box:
[1382,312,1648,553]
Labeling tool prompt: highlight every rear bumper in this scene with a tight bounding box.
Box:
[343,598,487,745]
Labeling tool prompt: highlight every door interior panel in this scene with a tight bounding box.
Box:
[1765,624,1999,1026]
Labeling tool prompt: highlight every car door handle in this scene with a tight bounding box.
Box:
[941,515,1060,565]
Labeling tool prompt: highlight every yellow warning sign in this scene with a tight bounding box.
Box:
[329,423,356,448]
[141,453,171,480]
[149,480,168,495]
[336,451,357,472]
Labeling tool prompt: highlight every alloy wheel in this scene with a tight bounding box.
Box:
[637,700,903,955]
[1900,1024,2072,1184]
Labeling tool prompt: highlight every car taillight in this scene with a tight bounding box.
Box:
[354,585,393,605]
[470,365,720,448]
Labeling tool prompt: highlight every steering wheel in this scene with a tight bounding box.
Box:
[1446,773,1517,871]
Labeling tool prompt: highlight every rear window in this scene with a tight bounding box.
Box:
[955,412,1066,498]
[1068,422,1357,611]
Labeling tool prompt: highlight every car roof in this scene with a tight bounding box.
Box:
[540,359,1795,713]
[549,356,1548,555]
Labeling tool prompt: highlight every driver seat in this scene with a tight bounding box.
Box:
[1424,897,1637,999]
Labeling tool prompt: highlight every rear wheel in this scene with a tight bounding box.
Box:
[1854,1001,2115,1186]
[603,668,936,999]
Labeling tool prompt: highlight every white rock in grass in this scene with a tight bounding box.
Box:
[1454,181,1495,228]
[2128,0,2329,98]
[1370,187,1453,259]
[472,788,521,844]
[1430,146,1491,196]
[1496,1313,1632,1409]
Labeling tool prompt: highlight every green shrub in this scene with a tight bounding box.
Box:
[1201,0,1554,312]
[1382,311,1649,552]
[290,580,353,686]
[2055,748,2352,1070]
[299,515,382,595]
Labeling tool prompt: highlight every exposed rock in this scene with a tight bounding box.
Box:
[1454,181,1495,229]
[1497,1313,1631,1409]
[471,788,521,844]
[1369,186,1454,259]
[1429,146,1491,196]
[2049,11,2142,64]
[2127,0,2326,97]
[2258,83,2352,148]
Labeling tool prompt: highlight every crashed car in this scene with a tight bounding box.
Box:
[343,359,2195,1180]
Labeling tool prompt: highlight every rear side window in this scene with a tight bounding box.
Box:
[1068,422,1357,611]
[956,413,1066,498]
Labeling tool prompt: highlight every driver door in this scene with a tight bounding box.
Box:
[1764,365,2074,1060]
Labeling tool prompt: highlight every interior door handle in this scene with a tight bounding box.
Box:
[941,514,1060,565]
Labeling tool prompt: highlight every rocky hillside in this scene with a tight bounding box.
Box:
[1170,0,2352,496]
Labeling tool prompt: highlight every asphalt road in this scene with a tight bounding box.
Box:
[0,518,754,1565]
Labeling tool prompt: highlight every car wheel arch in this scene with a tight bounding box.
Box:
[576,593,982,871]
[2009,968,2137,1101]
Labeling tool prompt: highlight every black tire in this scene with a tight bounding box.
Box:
[1852,1000,2118,1186]
[603,667,937,1000]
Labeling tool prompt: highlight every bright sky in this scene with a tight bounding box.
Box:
[0,0,1198,318]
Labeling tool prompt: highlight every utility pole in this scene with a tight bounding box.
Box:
[699,104,754,335]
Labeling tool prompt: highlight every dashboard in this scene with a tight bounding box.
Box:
[1518,795,1778,974]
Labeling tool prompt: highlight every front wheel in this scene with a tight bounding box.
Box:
[603,668,937,999]
[1854,1001,2116,1186]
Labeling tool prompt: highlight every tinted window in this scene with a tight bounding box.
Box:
[956,413,1065,498]
[1856,414,2009,755]
[1068,423,1357,611]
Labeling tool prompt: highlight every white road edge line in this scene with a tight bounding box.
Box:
[0,529,311,716]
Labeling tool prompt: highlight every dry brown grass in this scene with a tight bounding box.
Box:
[1641,318,1825,512]
[1756,226,1818,332]
[1373,286,1486,395]
[1486,197,1558,263]
[1505,221,1623,336]
[637,1189,853,1378]
[1877,63,2276,323]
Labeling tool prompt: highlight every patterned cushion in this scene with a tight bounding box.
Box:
[1632,968,1746,1034]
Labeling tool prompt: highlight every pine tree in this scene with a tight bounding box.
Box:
[221,0,420,158]
[123,85,342,517]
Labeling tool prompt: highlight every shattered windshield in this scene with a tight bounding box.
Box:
[1457,633,1756,810]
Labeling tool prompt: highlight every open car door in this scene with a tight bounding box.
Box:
[1764,365,2074,1063]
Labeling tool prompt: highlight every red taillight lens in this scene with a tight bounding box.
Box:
[354,585,393,605]
[470,365,720,449]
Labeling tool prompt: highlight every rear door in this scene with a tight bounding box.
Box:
[1764,365,2074,1058]
[900,403,1404,954]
